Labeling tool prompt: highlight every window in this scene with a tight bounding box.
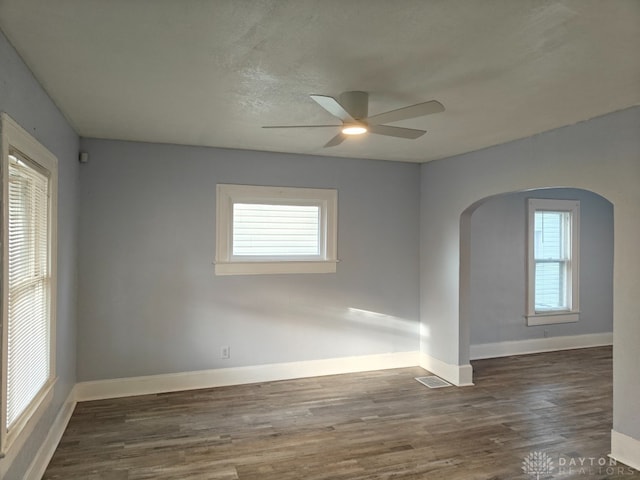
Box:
[526,198,579,326]
[1,113,57,454]
[215,184,338,275]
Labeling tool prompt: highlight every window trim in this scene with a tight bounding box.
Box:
[215,184,338,275]
[0,113,58,455]
[526,198,580,326]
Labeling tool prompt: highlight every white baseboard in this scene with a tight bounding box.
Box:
[469,332,613,360]
[23,385,77,480]
[76,351,420,401]
[611,429,640,472]
[418,352,474,386]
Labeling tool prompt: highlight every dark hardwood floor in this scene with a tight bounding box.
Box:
[43,347,638,479]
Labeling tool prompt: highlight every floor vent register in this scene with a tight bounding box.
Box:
[414,375,453,389]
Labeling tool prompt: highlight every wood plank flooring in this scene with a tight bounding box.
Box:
[43,347,639,479]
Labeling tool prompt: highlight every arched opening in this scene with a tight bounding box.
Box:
[459,187,614,374]
[419,108,638,466]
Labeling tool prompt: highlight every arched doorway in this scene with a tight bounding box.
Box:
[460,188,613,365]
[419,107,639,467]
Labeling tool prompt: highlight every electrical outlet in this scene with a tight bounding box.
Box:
[221,345,230,359]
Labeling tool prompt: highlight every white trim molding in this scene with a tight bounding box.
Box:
[215,260,338,276]
[611,429,640,472]
[215,184,338,275]
[23,386,77,480]
[0,385,76,480]
[1,112,59,455]
[418,352,474,387]
[76,351,420,402]
[526,198,580,326]
[526,311,579,326]
[469,332,613,360]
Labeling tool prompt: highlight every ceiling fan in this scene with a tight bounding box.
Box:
[263,91,444,148]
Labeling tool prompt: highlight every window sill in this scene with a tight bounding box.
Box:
[215,260,338,276]
[526,311,579,326]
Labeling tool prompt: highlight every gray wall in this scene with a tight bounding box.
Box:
[77,139,420,381]
[420,106,640,445]
[470,188,613,345]
[0,30,79,478]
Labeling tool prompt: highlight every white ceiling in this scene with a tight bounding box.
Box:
[0,0,638,163]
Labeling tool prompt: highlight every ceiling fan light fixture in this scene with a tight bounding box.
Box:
[341,125,368,135]
[263,92,444,147]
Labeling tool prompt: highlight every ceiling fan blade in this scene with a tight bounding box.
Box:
[262,125,340,129]
[323,133,347,148]
[367,100,444,125]
[368,124,426,139]
[310,94,356,122]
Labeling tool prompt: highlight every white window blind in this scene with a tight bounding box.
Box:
[232,203,320,257]
[6,152,51,429]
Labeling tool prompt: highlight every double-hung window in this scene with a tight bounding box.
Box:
[526,198,579,326]
[215,184,338,275]
[1,113,58,454]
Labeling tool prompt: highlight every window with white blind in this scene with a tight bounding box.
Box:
[215,184,337,275]
[526,198,579,326]
[1,113,57,454]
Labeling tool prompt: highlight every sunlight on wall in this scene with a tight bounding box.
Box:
[346,307,418,336]
[420,323,430,340]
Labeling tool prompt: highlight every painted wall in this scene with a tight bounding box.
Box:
[470,188,613,346]
[2,17,636,469]
[76,139,420,381]
[420,106,640,445]
[0,30,79,478]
